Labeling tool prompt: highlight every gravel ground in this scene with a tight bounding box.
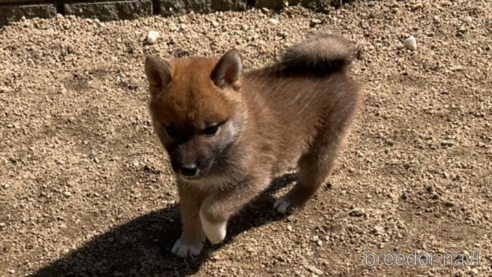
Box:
[1,0,491,276]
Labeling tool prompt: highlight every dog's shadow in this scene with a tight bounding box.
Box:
[30,173,297,277]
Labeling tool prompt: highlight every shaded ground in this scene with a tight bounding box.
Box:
[0,0,491,276]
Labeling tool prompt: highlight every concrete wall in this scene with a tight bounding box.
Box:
[0,0,349,27]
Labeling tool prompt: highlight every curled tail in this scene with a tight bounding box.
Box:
[281,33,356,76]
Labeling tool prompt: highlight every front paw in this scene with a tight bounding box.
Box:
[171,237,204,258]
[199,210,227,245]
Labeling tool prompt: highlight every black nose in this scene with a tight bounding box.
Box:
[180,164,198,177]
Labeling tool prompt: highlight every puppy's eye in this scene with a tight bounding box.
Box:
[165,125,177,138]
[204,124,219,136]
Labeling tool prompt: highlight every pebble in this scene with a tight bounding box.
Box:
[306,265,323,275]
[441,140,455,147]
[268,18,279,25]
[404,36,417,51]
[0,86,10,93]
[95,20,105,28]
[463,16,473,23]
[3,184,9,189]
[146,30,160,45]
[373,225,384,235]
[349,208,366,217]
[63,191,72,198]
[311,19,322,25]
[68,157,79,164]
[211,21,220,27]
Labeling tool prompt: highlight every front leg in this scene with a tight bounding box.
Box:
[199,208,227,245]
[199,176,268,245]
[172,182,207,258]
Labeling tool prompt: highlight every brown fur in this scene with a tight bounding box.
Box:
[144,34,360,257]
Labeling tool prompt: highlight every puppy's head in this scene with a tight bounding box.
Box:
[144,50,245,180]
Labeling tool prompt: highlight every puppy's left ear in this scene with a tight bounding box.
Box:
[211,49,242,91]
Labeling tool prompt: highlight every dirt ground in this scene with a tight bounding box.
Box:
[1,0,491,276]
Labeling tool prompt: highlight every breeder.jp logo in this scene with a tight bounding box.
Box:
[365,250,480,267]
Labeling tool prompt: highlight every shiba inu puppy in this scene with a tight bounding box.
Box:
[144,34,360,258]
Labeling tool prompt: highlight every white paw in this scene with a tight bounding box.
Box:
[273,196,292,214]
[171,238,204,258]
[199,210,227,245]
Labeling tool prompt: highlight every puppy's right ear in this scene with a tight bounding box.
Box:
[145,56,172,95]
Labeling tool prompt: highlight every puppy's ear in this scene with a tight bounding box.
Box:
[211,50,242,91]
[145,56,172,95]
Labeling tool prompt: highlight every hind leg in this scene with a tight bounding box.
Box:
[274,140,340,214]
[274,103,357,214]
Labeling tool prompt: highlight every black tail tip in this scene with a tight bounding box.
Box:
[282,33,356,76]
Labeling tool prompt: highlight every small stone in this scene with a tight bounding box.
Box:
[63,191,72,198]
[268,18,279,25]
[306,265,323,275]
[8,269,15,274]
[139,33,147,42]
[471,268,478,275]
[133,161,139,167]
[287,225,293,231]
[311,18,322,25]
[64,55,75,62]
[3,184,9,189]
[212,252,226,260]
[0,86,11,93]
[441,140,455,147]
[404,36,417,51]
[373,225,384,235]
[211,21,220,28]
[69,157,79,164]
[146,30,160,45]
[168,22,178,31]
[463,16,473,23]
[349,208,366,217]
